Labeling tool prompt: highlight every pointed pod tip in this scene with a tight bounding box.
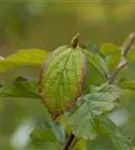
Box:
[71,32,80,48]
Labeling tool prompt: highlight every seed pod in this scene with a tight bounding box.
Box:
[39,34,86,119]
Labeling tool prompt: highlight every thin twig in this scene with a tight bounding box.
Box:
[63,133,75,150]
[107,57,127,84]
[121,32,135,56]
[108,32,135,84]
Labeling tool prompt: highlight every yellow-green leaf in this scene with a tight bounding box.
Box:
[40,45,86,118]
[127,49,135,61]
[0,49,48,73]
[99,43,121,71]
[99,43,120,56]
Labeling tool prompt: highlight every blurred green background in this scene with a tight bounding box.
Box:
[1,0,135,149]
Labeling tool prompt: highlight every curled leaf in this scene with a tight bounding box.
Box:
[40,45,86,118]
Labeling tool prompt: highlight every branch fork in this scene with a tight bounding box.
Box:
[108,32,135,84]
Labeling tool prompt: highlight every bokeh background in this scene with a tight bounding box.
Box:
[1,0,135,149]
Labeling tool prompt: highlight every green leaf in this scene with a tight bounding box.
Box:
[0,76,39,98]
[99,43,121,71]
[99,43,120,56]
[84,43,99,54]
[29,141,61,150]
[30,125,61,149]
[72,139,87,150]
[84,63,104,93]
[87,140,115,150]
[69,102,98,140]
[127,48,135,61]
[30,120,65,147]
[100,116,132,150]
[30,126,56,143]
[51,123,66,144]
[79,84,121,115]
[69,84,121,140]
[83,50,109,79]
[119,79,135,90]
[41,45,86,118]
[106,54,120,71]
[0,49,47,73]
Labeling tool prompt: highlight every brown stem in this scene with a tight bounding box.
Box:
[38,67,45,104]
[121,32,135,56]
[63,133,75,150]
[107,57,127,84]
[108,32,135,84]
